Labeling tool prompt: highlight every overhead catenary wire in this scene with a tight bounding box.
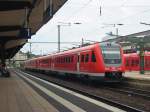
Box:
[114,8,150,23]
[66,0,94,21]
[66,0,150,25]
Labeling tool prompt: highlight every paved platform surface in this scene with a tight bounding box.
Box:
[0,71,58,112]
[124,71,150,81]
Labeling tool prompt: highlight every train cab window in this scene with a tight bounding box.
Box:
[81,55,84,62]
[85,54,89,62]
[91,51,96,62]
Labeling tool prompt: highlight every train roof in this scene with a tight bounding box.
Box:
[54,43,98,56]
[54,42,121,55]
[26,42,121,61]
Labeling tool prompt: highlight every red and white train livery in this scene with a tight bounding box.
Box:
[124,52,150,71]
[24,43,125,81]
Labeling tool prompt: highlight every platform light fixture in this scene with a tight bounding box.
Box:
[140,22,150,26]
[57,22,82,52]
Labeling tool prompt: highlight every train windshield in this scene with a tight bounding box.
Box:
[100,44,121,66]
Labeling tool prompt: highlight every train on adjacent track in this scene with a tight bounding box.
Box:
[23,43,125,81]
[124,52,150,71]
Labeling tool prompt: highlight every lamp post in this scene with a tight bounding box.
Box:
[114,24,123,37]
[57,22,81,52]
[140,22,150,26]
[102,23,123,37]
[139,39,145,74]
[57,25,61,52]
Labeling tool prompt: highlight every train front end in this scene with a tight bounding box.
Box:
[100,43,125,81]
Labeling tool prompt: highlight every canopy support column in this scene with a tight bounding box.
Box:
[0,43,10,77]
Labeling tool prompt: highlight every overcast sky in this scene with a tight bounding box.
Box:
[21,0,150,55]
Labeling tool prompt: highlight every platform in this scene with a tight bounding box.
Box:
[124,71,150,81]
[0,70,58,112]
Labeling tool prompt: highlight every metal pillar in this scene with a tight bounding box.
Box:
[57,25,60,52]
[0,43,10,77]
[82,38,84,46]
[116,28,118,38]
[0,43,5,66]
[139,42,145,74]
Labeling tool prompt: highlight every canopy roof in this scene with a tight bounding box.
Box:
[0,0,67,59]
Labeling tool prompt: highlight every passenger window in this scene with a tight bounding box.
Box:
[85,54,89,62]
[126,60,129,66]
[68,57,70,63]
[81,55,84,62]
[71,56,73,62]
[91,51,96,62]
[131,60,134,66]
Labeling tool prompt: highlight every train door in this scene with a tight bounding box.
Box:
[52,57,54,70]
[77,53,80,72]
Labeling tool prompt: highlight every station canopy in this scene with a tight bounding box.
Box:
[0,0,67,59]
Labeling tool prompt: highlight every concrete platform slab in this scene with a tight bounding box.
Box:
[124,71,150,81]
[0,71,58,112]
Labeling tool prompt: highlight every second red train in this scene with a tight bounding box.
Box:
[124,52,150,71]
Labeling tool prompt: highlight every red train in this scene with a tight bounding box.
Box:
[23,43,125,81]
[124,52,150,71]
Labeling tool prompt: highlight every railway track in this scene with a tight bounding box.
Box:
[102,86,150,100]
[16,69,144,112]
